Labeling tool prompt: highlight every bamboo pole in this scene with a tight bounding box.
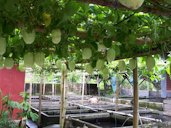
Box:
[60,70,67,128]
[43,82,46,95]
[64,70,68,118]
[38,72,43,127]
[52,73,55,96]
[52,84,55,96]
[133,58,139,128]
[81,72,85,105]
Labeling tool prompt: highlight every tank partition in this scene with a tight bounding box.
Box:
[31,103,98,127]
[140,112,171,122]
[65,113,134,128]
[64,110,167,128]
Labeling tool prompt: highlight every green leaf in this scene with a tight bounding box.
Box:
[30,112,39,121]
[166,66,170,76]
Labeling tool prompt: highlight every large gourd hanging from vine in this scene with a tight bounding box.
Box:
[34,52,45,67]
[129,58,137,70]
[146,56,155,71]
[22,29,35,44]
[82,48,92,60]
[118,0,144,10]
[24,52,34,68]
[51,29,62,44]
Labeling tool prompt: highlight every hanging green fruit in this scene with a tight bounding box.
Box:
[61,63,67,72]
[0,37,6,55]
[107,48,115,62]
[4,58,14,69]
[24,52,34,68]
[51,29,61,44]
[129,58,137,70]
[34,52,45,67]
[56,59,62,69]
[146,56,155,71]
[118,60,126,72]
[82,48,92,60]
[85,63,93,74]
[22,29,35,44]
[118,0,144,10]
[68,60,75,71]
[96,59,105,70]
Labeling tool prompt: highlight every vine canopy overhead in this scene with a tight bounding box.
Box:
[0,0,171,70]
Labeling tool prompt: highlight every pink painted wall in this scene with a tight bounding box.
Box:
[167,75,171,90]
[0,65,25,119]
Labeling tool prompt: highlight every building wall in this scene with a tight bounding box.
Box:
[167,75,171,90]
[0,65,25,119]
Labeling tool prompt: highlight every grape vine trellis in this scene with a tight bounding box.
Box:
[0,0,171,73]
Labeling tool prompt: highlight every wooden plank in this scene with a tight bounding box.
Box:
[81,72,85,104]
[69,117,102,128]
[67,112,110,120]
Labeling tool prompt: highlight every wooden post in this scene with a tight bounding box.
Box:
[52,73,55,96]
[81,72,85,105]
[38,72,43,127]
[43,83,46,95]
[60,70,67,128]
[133,58,139,128]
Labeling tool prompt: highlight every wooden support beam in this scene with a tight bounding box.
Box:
[81,72,85,105]
[52,73,55,96]
[52,84,55,96]
[60,70,67,128]
[43,83,46,95]
[38,73,43,127]
[133,58,139,128]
